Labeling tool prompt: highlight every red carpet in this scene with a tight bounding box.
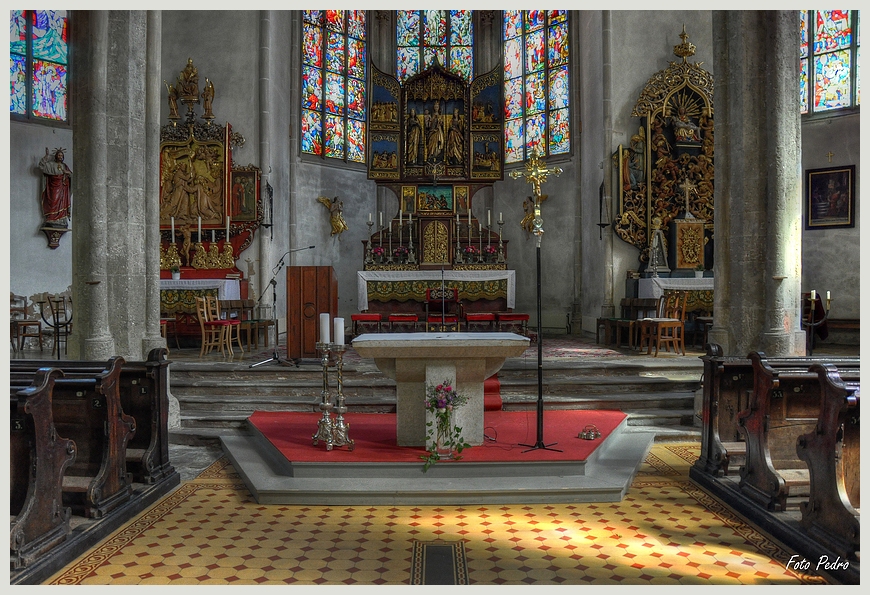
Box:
[483,374,501,410]
[248,409,627,463]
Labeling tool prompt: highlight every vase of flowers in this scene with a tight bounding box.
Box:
[422,380,470,471]
[463,245,478,260]
[372,245,386,264]
[483,245,498,263]
[393,245,409,264]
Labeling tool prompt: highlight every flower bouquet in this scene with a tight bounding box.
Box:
[463,245,479,257]
[422,380,471,471]
[372,245,386,262]
[393,245,409,262]
[483,245,498,261]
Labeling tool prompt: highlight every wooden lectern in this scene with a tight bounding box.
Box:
[286,266,338,359]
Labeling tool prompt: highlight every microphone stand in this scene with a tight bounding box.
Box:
[250,246,315,368]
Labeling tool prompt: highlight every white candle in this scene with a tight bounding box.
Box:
[468,209,472,225]
[198,216,202,241]
[170,216,175,239]
[379,211,383,227]
[456,212,459,224]
[826,290,831,301]
[226,216,230,239]
[499,212,503,223]
[368,212,372,223]
[319,313,330,344]
[810,290,817,300]
[399,210,402,225]
[334,317,345,346]
[488,210,491,227]
[479,222,482,233]
[211,229,215,242]
[408,213,412,225]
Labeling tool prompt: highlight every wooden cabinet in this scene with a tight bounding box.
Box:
[286,266,338,359]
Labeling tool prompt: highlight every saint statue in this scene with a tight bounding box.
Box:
[426,101,445,162]
[445,108,464,165]
[405,108,423,165]
[318,196,349,236]
[202,78,215,119]
[38,147,72,227]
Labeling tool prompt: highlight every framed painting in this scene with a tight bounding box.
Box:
[454,186,469,215]
[401,186,416,213]
[230,167,260,222]
[805,165,855,229]
[416,186,454,214]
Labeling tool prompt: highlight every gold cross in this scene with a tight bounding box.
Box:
[826,151,834,163]
[509,151,562,198]
[679,178,696,203]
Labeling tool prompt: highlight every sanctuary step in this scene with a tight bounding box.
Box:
[166,348,704,445]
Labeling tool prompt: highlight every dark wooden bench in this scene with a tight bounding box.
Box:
[10,368,77,570]
[12,348,176,485]
[693,344,859,480]
[796,363,860,560]
[10,357,136,519]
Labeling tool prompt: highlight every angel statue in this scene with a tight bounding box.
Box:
[317,196,349,236]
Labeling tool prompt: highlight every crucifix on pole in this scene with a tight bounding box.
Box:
[509,151,563,453]
[679,178,696,218]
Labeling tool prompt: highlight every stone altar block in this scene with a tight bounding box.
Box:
[352,332,530,447]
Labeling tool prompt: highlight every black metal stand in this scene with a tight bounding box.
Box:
[249,246,315,368]
[805,294,830,356]
[520,242,561,453]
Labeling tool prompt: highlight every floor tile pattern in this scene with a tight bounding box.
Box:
[45,444,826,585]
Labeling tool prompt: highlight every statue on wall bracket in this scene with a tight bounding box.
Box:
[613,26,715,272]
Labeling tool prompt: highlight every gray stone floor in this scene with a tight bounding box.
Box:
[169,443,225,481]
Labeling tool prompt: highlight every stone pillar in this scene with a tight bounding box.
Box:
[600,10,616,319]
[143,10,165,357]
[708,11,804,357]
[70,11,114,360]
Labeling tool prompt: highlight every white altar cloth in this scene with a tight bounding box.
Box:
[357,270,516,311]
[159,278,240,301]
[638,276,713,300]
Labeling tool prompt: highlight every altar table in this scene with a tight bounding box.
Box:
[159,278,241,314]
[352,332,529,447]
[357,270,516,311]
[638,276,714,312]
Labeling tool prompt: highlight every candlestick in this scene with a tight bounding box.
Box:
[170,216,175,241]
[319,313,331,344]
[312,341,335,450]
[330,344,354,450]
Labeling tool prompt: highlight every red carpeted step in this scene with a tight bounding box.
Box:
[483,374,502,411]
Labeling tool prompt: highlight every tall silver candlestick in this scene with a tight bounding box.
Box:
[365,220,374,265]
[408,218,417,264]
[477,224,483,263]
[387,227,393,263]
[497,216,506,263]
[312,342,335,450]
[331,343,354,450]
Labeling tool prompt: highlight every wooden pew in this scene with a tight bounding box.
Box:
[693,344,859,480]
[10,369,77,570]
[10,357,136,519]
[738,352,860,512]
[796,363,860,560]
[11,348,176,486]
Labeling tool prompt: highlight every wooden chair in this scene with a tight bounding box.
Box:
[195,296,228,356]
[40,295,72,358]
[10,293,43,352]
[638,291,688,356]
[221,299,257,351]
[208,295,243,356]
[425,287,461,331]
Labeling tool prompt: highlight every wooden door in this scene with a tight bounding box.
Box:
[286,266,338,359]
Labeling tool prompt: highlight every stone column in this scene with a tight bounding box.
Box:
[600,11,616,320]
[70,11,114,360]
[708,11,804,357]
[143,10,165,357]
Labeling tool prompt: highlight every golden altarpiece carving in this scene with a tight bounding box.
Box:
[366,61,505,271]
[613,27,714,274]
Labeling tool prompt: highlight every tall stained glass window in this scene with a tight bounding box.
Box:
[301,10,367,164]
[800,10,860,114]
[396,10,473,83]
[10,10,69,122]
[503,10,570,164]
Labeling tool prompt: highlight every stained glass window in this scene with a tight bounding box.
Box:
[396,10,473,83]
[503,10,570,163]
[800,10,860,114]
[301,10,367,164]
[10,10,69,122]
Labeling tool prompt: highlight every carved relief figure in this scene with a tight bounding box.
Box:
[165,81,180,119]
[671,105,701,142]
[521,196,535,233]
[426,101,445,162]
[406,108,423,165]
[628,126,646,189]
[446,108,465,165]
[318,196,349,236]
[177,58,199,100]
[180,223,192,267]
[201,78,215,119]
[38,147,72,226]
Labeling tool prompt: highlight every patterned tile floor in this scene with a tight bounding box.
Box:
[44,443,825,585]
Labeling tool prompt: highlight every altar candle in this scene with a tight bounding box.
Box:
[379,211,383,227]
[198,217,202,241]
[399,210,402,225]
[319,313,330,344]
[211,229,215,243]
[468,209,472,225]
[826,290,831,301]
[334,317,345,346]
[368,212,372,223]
[499,212,503,223]
[170,216,175,239]
[226,216,230,239]
[456,212,459,224]
[408,213,412,225]
[479,222,482,233]
[487,210,491,227]
[810,289,817,300]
